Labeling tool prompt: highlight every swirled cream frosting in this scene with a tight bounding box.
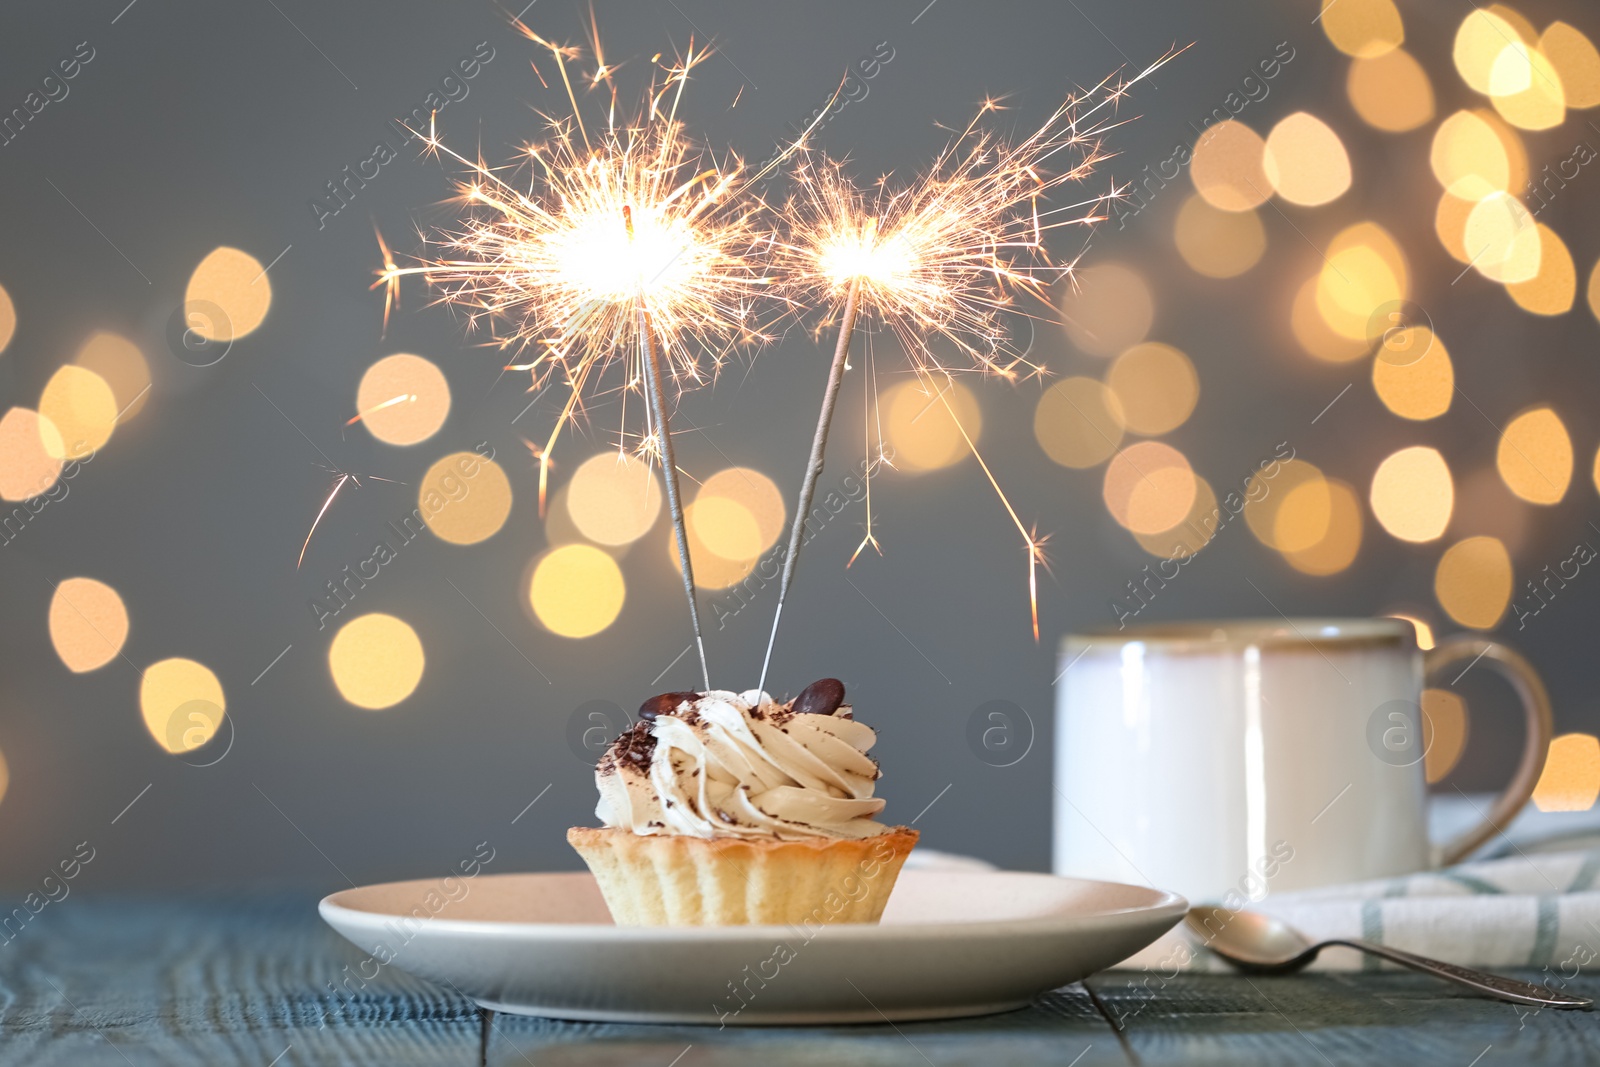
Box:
[594,683,890,841]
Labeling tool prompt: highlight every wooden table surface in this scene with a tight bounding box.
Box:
[3,893,1596,1066]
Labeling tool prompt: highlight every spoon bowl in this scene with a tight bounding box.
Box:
[1185,906,1324,973]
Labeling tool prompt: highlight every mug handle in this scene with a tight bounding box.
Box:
[1424,637,1553,866]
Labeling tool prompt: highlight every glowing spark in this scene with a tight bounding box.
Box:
[847,341,886,568]
[632,427,666,467]
[374,223,400,336]
[344,392,416,429]
[776,51,1185,378]
[376,32,780,518]
[760,47,1184,684]
[933,377,1044,641]
[297,467,404,569]
[374,24,807,686]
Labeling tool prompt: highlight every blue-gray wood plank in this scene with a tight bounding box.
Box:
[0,893,1594,1066]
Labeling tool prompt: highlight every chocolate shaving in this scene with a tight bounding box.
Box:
[610,721,657,775]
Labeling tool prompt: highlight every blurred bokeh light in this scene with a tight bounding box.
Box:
[1434,535,1513,629]
[1243,459,1327,550]
[139,658,225,755]
[1105,343,1198,436]
[48,578,129,673]
[1488,39,1565,131]
[1421,687,1469,784]
[695,467,785,558]
[1430,110,1522,201]
[566,452,662,546]
[1034,377,1125,468]
[1347,48,1435,132]
[355,354,451,446]
[1488,4,1541,43]
[1103,441,1196,535]
[0,282,13,355]
[1272,473,1336,555]
[1388,612,1436,650]
[1263,112,1351,206]
[883,379,981,471]
[74,332,150,423]
[1291,275,1369,362]
[1317,222,1408,342]
[0,407,64,501]
[691,496,761,562]
[531,544,626,637]
[418,452,513,544]
[1541,21,1600,107]
[1189,120,1272,211]
[1135,475,1218,559]
[1507,225,1576,314]
[1532,733,1600,812]
[1435,193,1480,263]
[1372,327,1453,420]
[673,505,759,589]
[1455,10,1526,94]
[1370,446,1453,542]
[1283,478,1363,575]
[329,613,425,710]
[185,246,271,342]
[1174,195,1266,278]
[39,365,116,460]
[1320,0,1403,58]
[1465,193,1541,284]
[1058,263,1154,356]
[1496,406,1572,504]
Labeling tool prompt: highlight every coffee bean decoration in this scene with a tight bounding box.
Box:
[639,692,699,721]
[793,677,846,717]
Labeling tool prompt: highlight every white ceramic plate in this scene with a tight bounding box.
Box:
[319,870,1185,1024]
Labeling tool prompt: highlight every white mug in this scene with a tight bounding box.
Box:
[1053,619,1552,903]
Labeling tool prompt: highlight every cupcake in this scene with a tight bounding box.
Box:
[568,679,918,926]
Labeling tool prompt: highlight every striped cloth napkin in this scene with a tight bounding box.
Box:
[1126,849,1600,973]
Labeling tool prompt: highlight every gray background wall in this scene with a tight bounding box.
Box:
[1,0,1597,893]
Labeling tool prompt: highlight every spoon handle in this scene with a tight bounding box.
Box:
[1326,940,1592,1009]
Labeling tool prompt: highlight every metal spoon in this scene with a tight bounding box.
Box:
[1186,905,1592,1009]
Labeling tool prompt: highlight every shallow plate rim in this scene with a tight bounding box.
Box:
[318,869,1188,942]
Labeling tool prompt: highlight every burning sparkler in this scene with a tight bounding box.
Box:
[758,50,1185,689]
[376,22,794,688]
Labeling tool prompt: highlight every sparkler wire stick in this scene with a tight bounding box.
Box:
[639,302,711,690]
[626,202,710,690]
[758,276,862,694]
